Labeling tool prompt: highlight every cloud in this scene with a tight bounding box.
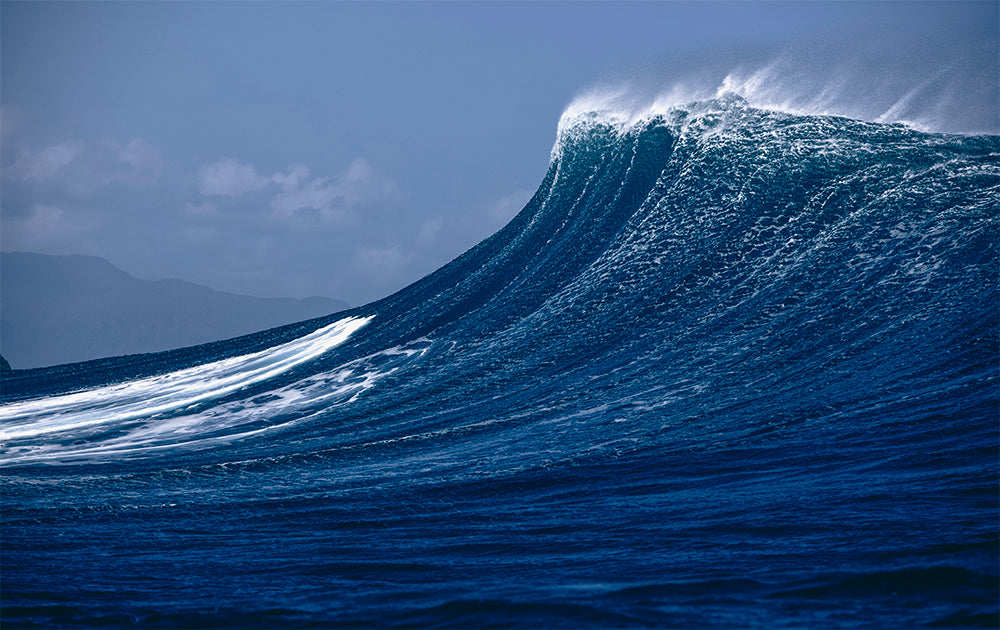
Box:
[272,163,310,193]
[198,157,399,227]
[10,140,84,182]
[198,158,271,197]
[270,168,343,219]
[270,158,397,222]
[337,158,398,207]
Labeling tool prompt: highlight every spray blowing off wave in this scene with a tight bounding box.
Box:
[563,50,998,136]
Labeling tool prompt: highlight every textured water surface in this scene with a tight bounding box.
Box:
[2,96,997,628]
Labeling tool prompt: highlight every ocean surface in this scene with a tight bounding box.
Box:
[2,94,997,629]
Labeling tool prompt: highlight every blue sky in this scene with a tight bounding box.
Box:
[3,1,997,305]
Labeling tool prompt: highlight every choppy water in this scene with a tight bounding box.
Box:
[2,95,997,628]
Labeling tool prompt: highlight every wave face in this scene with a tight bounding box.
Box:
[3,96,998,628]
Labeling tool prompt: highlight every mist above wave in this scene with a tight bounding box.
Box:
[559,52,998,140]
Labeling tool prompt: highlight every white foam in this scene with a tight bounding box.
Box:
[0,316,371,442]
[0,323,445,465]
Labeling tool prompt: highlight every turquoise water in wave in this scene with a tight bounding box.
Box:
[2,95,997,628]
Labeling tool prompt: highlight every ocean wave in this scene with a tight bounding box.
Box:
[2,96,997,628]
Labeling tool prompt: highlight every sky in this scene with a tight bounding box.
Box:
[2,1,997,306]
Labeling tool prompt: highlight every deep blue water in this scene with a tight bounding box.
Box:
[2,95,998,629]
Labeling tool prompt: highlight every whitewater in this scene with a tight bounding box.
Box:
[2,92,997,628]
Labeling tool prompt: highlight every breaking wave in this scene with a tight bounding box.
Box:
[2,94,997,628]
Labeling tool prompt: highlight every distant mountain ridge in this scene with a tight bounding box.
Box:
[1,252,349,369]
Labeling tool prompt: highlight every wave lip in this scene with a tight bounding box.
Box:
[552,90,769,166]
